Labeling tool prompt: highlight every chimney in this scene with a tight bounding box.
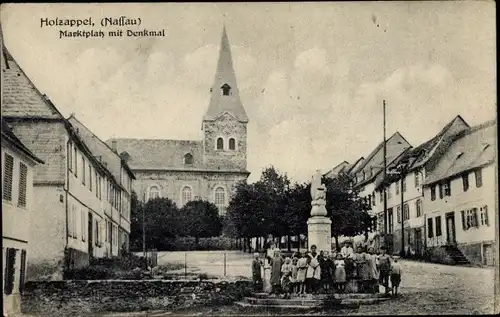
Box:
[111,140,117,153]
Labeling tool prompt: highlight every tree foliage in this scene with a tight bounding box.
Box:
[129,191,223,250]
[224,166,374,251]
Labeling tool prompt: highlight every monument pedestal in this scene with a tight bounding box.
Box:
[307,216,332,254]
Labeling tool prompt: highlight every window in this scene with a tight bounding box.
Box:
[475,169,483,188]
[402,177,407,193]
[108,221,112,244]
[81,210,86,242]
[443,181,451,196]
[216,137,224,150]
[395,182,400,195]
[88,164,93,191]
[416,199,422,217]
[387,185,392,199]
[415,171,420,187]
[397,206,401,223]
[4,248,17,295]
[229,138,236,150]
[388,208,393,233]
[462,208,479,230]
[184,153,193,165]
[431,185,436,201]
[148,186,160,200]
[480,206,489,226]
[82,157,86,185]
[462,173,469,192]
[19,249,27,293]
[95,219,99,247]
[215,187,226,215]
[68,205,74,238]
[74,146,78,176]
[372,192,376,206]
[18,163,28,207]
[435,216,442,236]
[403,203,409,221]
[68,142,73,172]
[439,184,444,199]
[95,172,99,198]
[221,83,231,96]
[3,154,14,201]
[379,191,383,202]
[182,186,192,206]
[427,218,434,238]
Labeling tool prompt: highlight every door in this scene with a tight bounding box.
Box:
[415,229,422,256]
[88,212,93,258]
[446,213,456,245]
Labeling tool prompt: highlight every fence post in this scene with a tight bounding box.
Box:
[184,252,187,278]
[224,252,227,277]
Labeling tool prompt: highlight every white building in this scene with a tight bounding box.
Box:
[2,119,44,316]
[1,35,132,280]
[371,115,470,256]
[422,120,496,265]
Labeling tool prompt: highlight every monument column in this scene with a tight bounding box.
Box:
[307,170,332,254]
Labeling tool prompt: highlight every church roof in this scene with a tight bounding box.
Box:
[203,26,249,123]
[104,138,206,171]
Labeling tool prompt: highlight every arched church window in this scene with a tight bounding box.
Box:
[217,137,224,150]
[229,138,236,150]
[184,153,193,165]
[221,83,231,96]
[148,186,160,200]
[182,186,192,206]
[214,187,226,215]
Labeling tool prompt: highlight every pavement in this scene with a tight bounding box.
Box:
[97,254,496,316]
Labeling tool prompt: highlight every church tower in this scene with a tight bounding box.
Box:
[202,26,248,172]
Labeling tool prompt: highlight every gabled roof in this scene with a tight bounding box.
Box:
[423,119,496,186]
[67,115,136,181]
[353,132,412,188]
[1,118,44,164]
[409,115,470,170]
[1,27,64,120]
[324,161,351,178]
[203,26,248,123]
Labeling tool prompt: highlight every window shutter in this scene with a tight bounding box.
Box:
[19,249,27,293]
[473,208,479,227]
[18,163,28,207]
[461,210,466,230]
[439,184,443,199]
[3,154,14,201]
[4,248,17,295]
[484,206,489,226]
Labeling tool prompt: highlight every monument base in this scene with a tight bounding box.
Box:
[307,216,332,254]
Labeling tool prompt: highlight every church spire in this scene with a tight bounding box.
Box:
[203,25,248,123]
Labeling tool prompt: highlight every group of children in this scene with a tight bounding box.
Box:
[252,243,402,298]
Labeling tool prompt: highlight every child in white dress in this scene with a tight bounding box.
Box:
[262,257,272,293]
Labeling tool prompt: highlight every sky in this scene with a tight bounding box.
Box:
[1,2,496,183]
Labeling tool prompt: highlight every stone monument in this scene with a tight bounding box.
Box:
[307,170,332,254]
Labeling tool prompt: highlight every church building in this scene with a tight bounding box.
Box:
[107,27,250,215]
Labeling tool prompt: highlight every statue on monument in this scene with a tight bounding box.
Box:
[310,170,327,206]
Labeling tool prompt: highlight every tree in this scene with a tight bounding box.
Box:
[129,190,143,251]
[142,197,180,250]
[179,200,223,246]
[323,172,373,250]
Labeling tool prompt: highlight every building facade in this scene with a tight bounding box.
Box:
[2,120,44,316]
[422,120,496,265]
[107,27,250,213]
[1,35,132,280]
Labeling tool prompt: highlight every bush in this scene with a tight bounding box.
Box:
[422,247,454,265]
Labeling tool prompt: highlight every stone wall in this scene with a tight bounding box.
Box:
[22,279,253,315]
